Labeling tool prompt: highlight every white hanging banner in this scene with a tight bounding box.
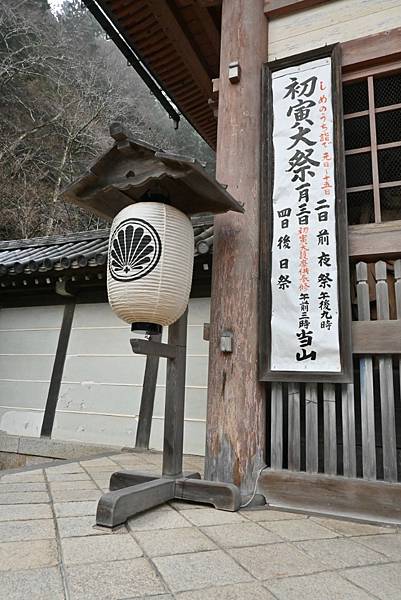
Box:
[270,56,341,373]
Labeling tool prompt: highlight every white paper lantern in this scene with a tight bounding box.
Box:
[107,202,194,327]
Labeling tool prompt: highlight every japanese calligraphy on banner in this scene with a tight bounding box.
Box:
[270,56,340,373]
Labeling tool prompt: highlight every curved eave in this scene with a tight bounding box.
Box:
[84,0,220,148]
[62,128,244,219]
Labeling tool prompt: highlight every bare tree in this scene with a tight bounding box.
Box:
[0,0,214,240]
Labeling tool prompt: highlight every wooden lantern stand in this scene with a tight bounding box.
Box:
[96,308,240,528]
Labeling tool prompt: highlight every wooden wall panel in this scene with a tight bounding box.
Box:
[268,0,401,59]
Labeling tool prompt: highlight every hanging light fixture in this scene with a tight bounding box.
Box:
[63,123,244,333]
[107,200,194,331]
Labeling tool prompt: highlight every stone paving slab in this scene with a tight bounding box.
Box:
[45,471,91,482]
[310,516,397,537]
[295,537,389,569]
[61,534,143,565]
[341,563,401,599]
[175,582,275,599]
[201,521,283,548]
[182,507,246,527]
[53,500,98,518]
[0,539,59,571]
[65,557,166,600]
[0,503,52,521]
[352,532,401,560]
[0,482,48,493]
[79,458,118,468]
[0,518,56,542]
[0,491,50,504]
[2,451,401,600]
[49,479,98,491]
[57,515,126,538]
[242,508,307,522]
[127,506,192,532]
[261,518,339,541]
[45,464,85,474]
[0,566,65,600]
[134,526,216,557]
[0,471,45,483]
[50,489,101,503]
[153,549,253,592]
[229,542,326,580]
[265,571,374,599]
[133,596,173,600]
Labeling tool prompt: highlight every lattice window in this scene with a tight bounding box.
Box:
[343,70,401,225]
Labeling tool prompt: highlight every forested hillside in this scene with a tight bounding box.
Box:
[0,0,214,240]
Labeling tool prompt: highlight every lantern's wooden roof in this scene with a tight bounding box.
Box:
[62,123,243,219]
[82,0,221,148]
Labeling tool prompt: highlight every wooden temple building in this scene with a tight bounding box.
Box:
[2,0,401,521]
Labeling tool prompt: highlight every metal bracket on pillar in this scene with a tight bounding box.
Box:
[96,308,241,528]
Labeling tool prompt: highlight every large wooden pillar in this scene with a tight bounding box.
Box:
[205,0,267,495]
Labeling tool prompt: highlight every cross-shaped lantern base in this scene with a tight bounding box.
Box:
[95,308,240,528]
[96,471,240,528]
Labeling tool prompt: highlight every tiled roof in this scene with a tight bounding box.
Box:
[0,220,213,277]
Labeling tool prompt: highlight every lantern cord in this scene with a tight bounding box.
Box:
[239,464,267,509]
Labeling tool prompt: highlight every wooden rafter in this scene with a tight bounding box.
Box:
[145,0,213,99]
[89,0,220,147]
[264,0,332,18]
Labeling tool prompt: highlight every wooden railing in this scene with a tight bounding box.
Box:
[269,222,401,483]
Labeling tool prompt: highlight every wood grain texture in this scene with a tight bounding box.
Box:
[264,0,332,17]
[323,383,337,475]
[162,309,188,478]
[341,383,356,478]
[356,262,376,480]
[352,321,401,354]
[205,0,267,495]
[395,260,401,454]
[305,383,319,473]
[270,383,283,469]
[375,262,397,482]
[288,383,301,471]
[268,0,401,60]
[259,469,401,525]
[348,221,401,260]
[342,27,401,68]
[41,302,75,438]
[135,332,162,450]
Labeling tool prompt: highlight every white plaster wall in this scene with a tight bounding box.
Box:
[0,305,64,437]
[268,0,401,60]
[52,298,210,455]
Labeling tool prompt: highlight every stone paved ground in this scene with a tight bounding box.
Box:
[1,451,401,599]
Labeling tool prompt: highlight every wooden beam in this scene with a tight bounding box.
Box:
[197,0,222,6]
[135,331,162,451]
[259,469,401,525]
[264,0,332,18]
[162,309,188,478]
[205,1,267,496]
[348,221,401,260]
[145,0,213,99]
[352,321,401,355]
[41,302,75,437]
[130,339,177,359]
[191,3,221,59]
[342,28,401,69]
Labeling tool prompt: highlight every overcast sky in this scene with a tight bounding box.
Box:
[49,0,64,13]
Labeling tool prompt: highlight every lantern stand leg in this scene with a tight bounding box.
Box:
[95,309,241,529]
[135,331,162,450]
